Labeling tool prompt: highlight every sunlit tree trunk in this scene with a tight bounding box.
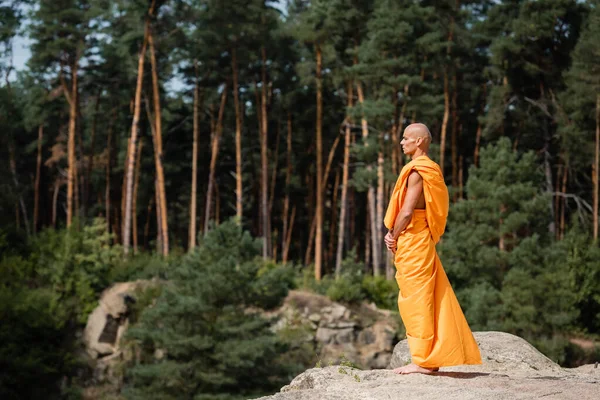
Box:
[261,46,270,259]
[336,81,353,277]
[204,86,228,234]
[148,22,169,256]
[133,139,143,254]
[105,108,115,235]
[594,94,600,241]
[356,80,380,275]
[84,93,100,216]
[283,205,296,263]
[123,20,148,254]
[451,73,458,201]
[189,61,200,250]
[440,70,449,177]
[315,43,323,279]
[232,47,243,224]
[282,112,293,262]
[66,58,79,227]
[327,168,340,267]
[34,124,44,233]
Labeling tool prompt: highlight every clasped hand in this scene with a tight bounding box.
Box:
[384,231,397,254]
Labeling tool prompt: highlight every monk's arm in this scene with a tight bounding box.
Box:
[390,171,423,239]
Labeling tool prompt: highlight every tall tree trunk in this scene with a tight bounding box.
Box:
[52,179,61,228]
[594,94,600,241]
[304,136,340,267]
[560,164,568,240]
[144,195,154,247]
[105,108,115,234]
[9,142,30,236]
[155,178,163,253]
[315,43,323,279]
[327,168,340,268]
[474,122,482,167]
[473,84,486,167]
[261,46,270,259]
[282,112,293,260]
[458,154,464,200]
[268,125,280,215]
[122,137,131,242]
[376,133,385,276]
[66,60,79,227]
[356,80,380,275]
[554,162,563,240]
[133,139,143,254]
[204,85,228,234]
[336,82,353,277]
[451,73,458,201]
[440,69,449,177]
[123,20,149,254]
[391,88,399,176]
[283,205,296,263]
[85,93,101,216]
[148,23,169,256]
[232,47,243,223]
[34,124,44,233]
[189,61,200,250]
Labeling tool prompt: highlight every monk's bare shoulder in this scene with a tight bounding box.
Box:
[406,170,423,187]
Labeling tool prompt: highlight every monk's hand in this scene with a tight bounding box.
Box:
[384,231,397,253]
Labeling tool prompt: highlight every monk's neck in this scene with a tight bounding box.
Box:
[410,150,429,161]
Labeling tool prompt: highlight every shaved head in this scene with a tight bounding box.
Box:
[400,123,432,158]
[404,123,432,143]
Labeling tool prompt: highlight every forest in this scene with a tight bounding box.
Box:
[1,0,599,399]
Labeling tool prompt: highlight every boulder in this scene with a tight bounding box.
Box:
[255,363,599,400]
[389,331,563,375]
[83,280,155,359]
[255,332,600,400]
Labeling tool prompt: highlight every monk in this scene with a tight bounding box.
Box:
[383,123,482,375]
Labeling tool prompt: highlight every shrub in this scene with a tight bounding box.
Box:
[122,220,296,400]
[361,275,398,310]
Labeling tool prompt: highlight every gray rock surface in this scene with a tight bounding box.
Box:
[389,331,563,374]
[255,332,600,400]
[83,279,155,359]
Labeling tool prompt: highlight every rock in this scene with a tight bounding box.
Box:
[389,331,563,375]
[83,280,155,359]
[255,332,600,400]
[254,364,600,400]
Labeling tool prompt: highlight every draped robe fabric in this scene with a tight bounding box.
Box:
[384,156,482,368]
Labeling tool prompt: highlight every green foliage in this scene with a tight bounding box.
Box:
[122,220,295,400]
[361,276,399,310]
[32,218,123,323]
[326,250,364,304]
[0,286,78,400]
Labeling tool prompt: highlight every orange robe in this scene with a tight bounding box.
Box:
[384,155,482,368]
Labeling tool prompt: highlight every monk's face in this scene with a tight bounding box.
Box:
[400,128,422,155]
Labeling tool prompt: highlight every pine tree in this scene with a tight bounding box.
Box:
[123,220,294,399]
[562,1,600,240]
[28,0,92,228]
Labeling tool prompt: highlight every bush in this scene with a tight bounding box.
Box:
[122,219,296,400]
[31,218,123,323]
[326,276,364,304]
[361,276,399,310]
[0,287,77,400]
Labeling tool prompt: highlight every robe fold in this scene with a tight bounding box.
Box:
[384,155,482,368]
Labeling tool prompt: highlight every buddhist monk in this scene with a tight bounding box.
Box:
[383,123,482,375]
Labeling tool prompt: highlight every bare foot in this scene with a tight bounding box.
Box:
[392,363,436,375]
